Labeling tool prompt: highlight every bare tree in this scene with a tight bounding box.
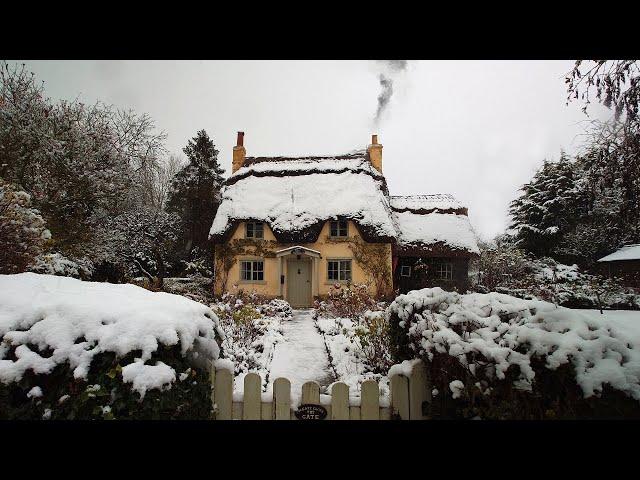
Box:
[566,60,640,121]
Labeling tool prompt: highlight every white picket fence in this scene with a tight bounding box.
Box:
[210,360,430,420]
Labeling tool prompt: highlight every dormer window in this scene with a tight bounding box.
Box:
[246,221,264,239]
[330,220,348,238]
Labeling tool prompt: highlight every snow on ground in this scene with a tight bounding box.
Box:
[0,273,223,397]
[265,309,335,405]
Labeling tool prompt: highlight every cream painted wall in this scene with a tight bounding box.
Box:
[216,220,393,299]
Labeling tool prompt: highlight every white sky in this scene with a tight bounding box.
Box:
[20,60,611,241]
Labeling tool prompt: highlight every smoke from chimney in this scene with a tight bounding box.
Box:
[373,60,408,125]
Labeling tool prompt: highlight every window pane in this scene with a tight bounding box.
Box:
[328,261,338,280]
[246,223,254,238]
[241,261,251,280]
[338,220,348,237]
[330,221,338,237]
[254,222,264,239]
[340,260,352,281]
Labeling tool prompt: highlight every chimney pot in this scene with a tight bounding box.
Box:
[237,131,244,147]
[372,134,378,145]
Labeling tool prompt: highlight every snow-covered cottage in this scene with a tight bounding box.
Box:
[209,133,478,306]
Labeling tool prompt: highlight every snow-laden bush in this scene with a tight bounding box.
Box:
[0,273,224,420]
[388,287,640,419]
[476,241,640,310]
[0,180,51,274]
[211,291,288,382]
[315,311,393,397]
[314,283,383,320]
[28,252,94,279]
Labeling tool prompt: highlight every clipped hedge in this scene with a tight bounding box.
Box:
[388,287,640,419]
[0,346,211,420]
[0,273,224,420]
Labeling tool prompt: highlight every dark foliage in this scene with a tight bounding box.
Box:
[166,130,225,264]
[0,345,212,420]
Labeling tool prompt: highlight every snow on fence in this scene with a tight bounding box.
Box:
[210,359,430,420]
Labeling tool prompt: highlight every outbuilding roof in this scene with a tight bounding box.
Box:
[598,244,640,262]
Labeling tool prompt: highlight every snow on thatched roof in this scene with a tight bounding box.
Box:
[209,152,397,243]
[390,194,466,213]
[598,244,640,262]
[390,194,478,255]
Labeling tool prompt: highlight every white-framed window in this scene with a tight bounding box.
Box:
[246,222,264,239]
[241,260,264,281]
[436,262,453,280]
[400,265,412,277]
[329,220,348,237]
[327,259,352,281]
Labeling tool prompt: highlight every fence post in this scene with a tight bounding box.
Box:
[408,360,429,420]
[330,382,349,420]
[274,377,291,420]
[243,373,261,420]
[301,381,320,405]
[361,380,380,420]
[390,374,410,420]
[213,366,233,420]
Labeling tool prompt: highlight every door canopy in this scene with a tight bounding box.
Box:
[275,246,322,258]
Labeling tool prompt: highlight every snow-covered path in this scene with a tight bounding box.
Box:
[267,309,336,397]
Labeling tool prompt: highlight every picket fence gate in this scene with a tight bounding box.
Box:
[210,360,430,420]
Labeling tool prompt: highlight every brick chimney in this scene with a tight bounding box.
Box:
[367,134,383,173]
[232,131,246,173]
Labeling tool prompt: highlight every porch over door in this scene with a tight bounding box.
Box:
[287,258,311,307]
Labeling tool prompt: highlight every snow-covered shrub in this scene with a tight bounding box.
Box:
[211,292,288,380]
[315,307,393,397]
[388,287,640,419]
[476,240,640,310]
[180,247,213,277]
[315,283,382,320]
[28,252,94,279]
[158,276,214,304]
[0,179,51,274]
[0,273,224,420]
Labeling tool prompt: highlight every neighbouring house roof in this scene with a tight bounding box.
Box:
[209,151,397,243]
[598,244,640,262]
[390,196,479,255]
[209,150,479,256]
[390,194,467,214]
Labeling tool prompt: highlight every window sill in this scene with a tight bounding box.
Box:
[239,280,267,285]
[324,280,352,285]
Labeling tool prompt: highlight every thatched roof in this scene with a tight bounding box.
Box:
[210,153,479,256]
[209,151,397,243]
[390,195,479,256]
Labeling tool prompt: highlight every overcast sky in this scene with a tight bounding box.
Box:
[20,60,611,241]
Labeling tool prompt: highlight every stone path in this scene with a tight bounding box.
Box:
[267,309,336,397]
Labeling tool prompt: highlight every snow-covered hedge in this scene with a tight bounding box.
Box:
[0,273,224,419]
[388,288,640,419]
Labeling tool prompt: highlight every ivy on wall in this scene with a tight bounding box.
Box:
[325,234,393,299]
[213,239,279,295]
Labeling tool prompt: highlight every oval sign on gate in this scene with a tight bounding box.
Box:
[295,404,327,421]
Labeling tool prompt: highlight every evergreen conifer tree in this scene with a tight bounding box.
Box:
[166,130,225,261]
